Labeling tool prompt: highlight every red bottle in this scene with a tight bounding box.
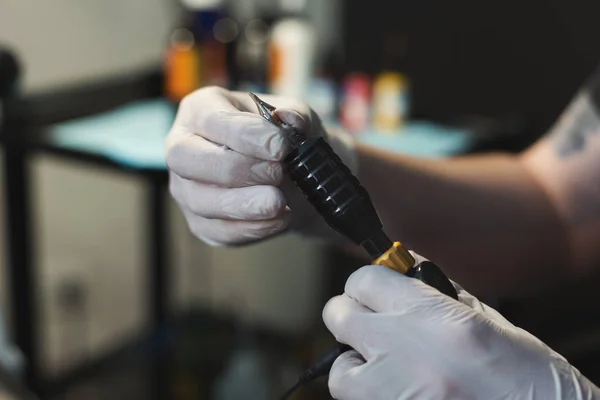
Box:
[340,73,371,135]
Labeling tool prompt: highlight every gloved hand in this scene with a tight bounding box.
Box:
[165,86,356,246]
[323,253,600,400]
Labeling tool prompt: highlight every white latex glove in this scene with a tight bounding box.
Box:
[165,86,356,246]
[323,253,600,400]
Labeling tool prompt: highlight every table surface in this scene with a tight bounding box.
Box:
[47,99,175,170]
[2,98,476,173]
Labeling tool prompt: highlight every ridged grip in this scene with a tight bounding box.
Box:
[286,137,382,245]
[285,137,384,246]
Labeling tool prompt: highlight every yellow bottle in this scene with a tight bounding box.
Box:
[372,72,409,133]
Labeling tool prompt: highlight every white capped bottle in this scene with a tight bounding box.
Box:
[267,0,316,100]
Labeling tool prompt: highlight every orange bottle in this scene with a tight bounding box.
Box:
[164,28,200,102]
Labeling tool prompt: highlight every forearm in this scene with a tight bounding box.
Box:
[357,144,570,297]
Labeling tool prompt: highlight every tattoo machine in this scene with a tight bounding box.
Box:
[249,93,458,396]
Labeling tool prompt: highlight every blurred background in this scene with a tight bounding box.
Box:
[0,0,600,398]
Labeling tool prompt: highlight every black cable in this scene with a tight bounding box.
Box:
[279,380,302,400]
[279,343,352,399]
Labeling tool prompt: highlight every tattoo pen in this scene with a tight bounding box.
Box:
[249,93,458,398]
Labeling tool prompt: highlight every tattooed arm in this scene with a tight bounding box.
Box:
[523,71,600,278]
[350,68,600,297]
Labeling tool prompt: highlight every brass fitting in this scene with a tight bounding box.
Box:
[373,242,415,274]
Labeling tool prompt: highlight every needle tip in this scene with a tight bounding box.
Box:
[248,92,259,102]
[249,92,276,111]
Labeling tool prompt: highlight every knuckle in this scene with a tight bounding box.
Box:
[213,220,246,245]
[187,218,205,241]
[283,97,309,112]
[258,187,286,218]
[345,266,374,299]
[328,375,348,399]
[265,131,290,161]
[245,221,279,240]
[202,109,219,130]
[168,173,182,201]
[178,93,195,111]
[219,190,243,217]
[322,296,337,319]
[221,161,246,186]
[164,130,178,155]
[328,364,361,400]
[185,86,224,104]
[180,185,206,216]
[323,296,353,334]
[187,197,205,216]
[266,162,284,185]
[333,308,352,333]
[164,139,185,172]
[201,107,227,134]
[199,85,226,96]
[187,218,225,246]
[180,86,228,130]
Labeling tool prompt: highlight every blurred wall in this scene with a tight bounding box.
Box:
[33,155,147,374]
[0,0,180,93]
[0,0,179,373]
[0,0,341,94]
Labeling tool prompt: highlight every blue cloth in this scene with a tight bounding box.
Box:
[49,99,176,170]
[49,99,473,171]
[357,122,474,158]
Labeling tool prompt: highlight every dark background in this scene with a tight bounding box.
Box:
[342,0,600,145]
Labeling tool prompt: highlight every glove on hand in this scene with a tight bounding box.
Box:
[323,253,600,400]
[166,87,356,246]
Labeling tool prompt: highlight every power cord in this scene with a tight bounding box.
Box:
[279,343,351,400]
[278,381,302,400]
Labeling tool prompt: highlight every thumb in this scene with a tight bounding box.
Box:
[275,108,311,132]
